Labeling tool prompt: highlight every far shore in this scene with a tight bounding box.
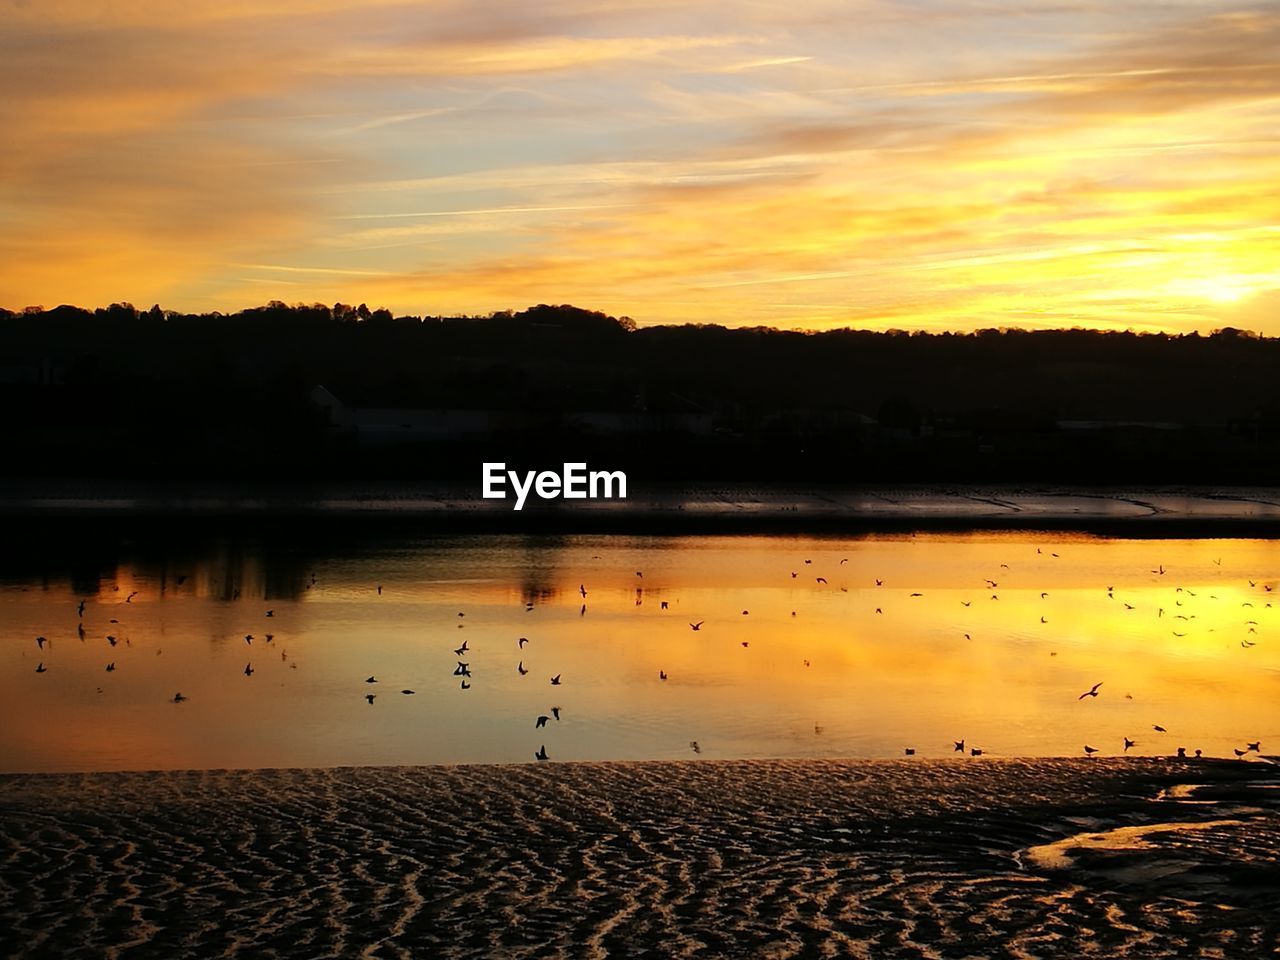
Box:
[2,481,1280,534]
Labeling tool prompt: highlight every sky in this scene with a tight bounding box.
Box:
[2,0,1279,333]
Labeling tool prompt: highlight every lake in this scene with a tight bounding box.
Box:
[2,530,1276,772]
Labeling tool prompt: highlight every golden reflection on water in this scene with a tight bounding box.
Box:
[2,532,1278,771]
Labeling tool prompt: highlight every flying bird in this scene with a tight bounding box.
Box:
[659,670,668,680]
[172,692,187,703]
[518,662,528,676]
[552,706,561,721]
[401,689,415,695]
[550,674,561,685]
[35,636,46,649]
[365,694,376,704]
[536,716,549,728]
[518,637,529,648]
[35,662,46,673]
[366,676,378,683]
[954,740,965,752]
[1153,724,1167,732]
[1078,682,1103,700]
[244,663,254,676]
[1124,737,1135,751]
[690,621,704,631]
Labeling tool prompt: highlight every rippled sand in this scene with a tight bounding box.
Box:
[2,758,1278,958]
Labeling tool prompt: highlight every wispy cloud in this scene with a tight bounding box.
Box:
[4,1,1279,332]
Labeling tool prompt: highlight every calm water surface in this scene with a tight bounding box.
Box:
[2,531,1278,771]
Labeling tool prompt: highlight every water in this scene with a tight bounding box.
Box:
[3,530,1278,772]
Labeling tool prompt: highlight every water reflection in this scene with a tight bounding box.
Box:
[2,531,1277,772]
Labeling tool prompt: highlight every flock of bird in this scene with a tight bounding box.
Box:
[16,545,1275,764]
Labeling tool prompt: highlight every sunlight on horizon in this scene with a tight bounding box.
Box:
[2,2,1279,333]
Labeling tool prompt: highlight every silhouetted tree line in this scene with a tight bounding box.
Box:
[1,300,1278,484]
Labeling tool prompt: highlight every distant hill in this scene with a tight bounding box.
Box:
[1,301,1277,483]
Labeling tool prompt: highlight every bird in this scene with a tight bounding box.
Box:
[552,706,561,721]
[454,640,468,655]
[366,676,378,683]
[401,689,415,695]
[690,621,704,631]
[1153,725,1167,732]
[35,662,46,673]
[1234,748,1247,758]
[126,591,138,603]
[660,601,669,610]
[840,558,849,565]
[266,610,274,617]
[636,571,643,578]
[1084,745,1099,756]
[875,607,883,614]
[518,662,528,676]
[659,670,667,680]
[954,740,965,752]
[244,634,253,644]
[741,610,749,616]
[875,579,883,586]
[365,694,376,704]
[816,577,827,584]
[961,601,971,607]
[1176,747,1186,758]
[1124,737,1135,751]
[36,636,46,649]
[580,584,587,598]
[550,674,561,685]
[244,663,254,676]
[377,586,382,595]
[518,637,529,648]
[460,680,471,689]
[77,600,86,617]
[1078,682,1103,700]
[909,592,923,597]
[970,748,983,756]
[904,748,915,756]
[536,716,549,728]
[690,741,702,754]
[172,692,187,703]
[1247,741,1261,752]
[455,663,471,677]
[741,641,749,648]
[107,635,117,647]
[535,745,549,761]
[105,662,115,672]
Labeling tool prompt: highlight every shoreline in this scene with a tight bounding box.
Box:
[3,482,1280,534]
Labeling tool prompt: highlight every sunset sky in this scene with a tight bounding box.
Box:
[3,1,1279,332]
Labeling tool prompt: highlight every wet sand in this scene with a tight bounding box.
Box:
[3,758,1278,958]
